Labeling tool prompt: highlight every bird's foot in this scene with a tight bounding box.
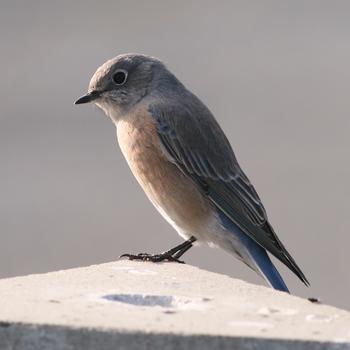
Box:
[120,252,185,264]
[119,236,197,265]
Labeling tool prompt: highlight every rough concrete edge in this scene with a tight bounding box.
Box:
[0,261,343,315]
[0,322,349,350]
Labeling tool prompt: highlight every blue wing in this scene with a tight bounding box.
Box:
[149,96,309,287]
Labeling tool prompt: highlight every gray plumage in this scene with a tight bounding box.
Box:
[149,92,308,286]
[75,53,309,290]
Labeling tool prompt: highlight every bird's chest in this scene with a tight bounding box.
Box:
[115,111,212,236]
[116,113,169,186]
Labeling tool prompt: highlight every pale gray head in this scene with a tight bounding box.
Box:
[75,53,183,119]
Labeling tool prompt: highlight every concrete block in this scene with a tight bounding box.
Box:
[0,261,349,349]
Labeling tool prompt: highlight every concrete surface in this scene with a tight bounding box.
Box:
[0,261,349,350]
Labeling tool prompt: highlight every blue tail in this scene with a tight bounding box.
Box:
[240,233,289,292]
[218,212,289,293]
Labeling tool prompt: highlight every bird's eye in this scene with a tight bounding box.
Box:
[112,70,128,85]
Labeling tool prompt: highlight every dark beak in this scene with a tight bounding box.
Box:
[74,90,100,105]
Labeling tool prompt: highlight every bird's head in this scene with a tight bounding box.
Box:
[75,53,180,121]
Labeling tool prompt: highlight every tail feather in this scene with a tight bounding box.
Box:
[243,235,290,292]
[218,211,290,292]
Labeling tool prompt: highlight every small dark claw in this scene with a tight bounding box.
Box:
[119,236,196,265]
[119,253,151,261]
[119,252,185,264]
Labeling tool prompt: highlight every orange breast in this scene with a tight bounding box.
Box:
[116,106,212,235]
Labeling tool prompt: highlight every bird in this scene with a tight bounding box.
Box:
[75,53,309,292]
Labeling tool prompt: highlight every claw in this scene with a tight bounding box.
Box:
[119,252,185,264]
[118,236,196,265]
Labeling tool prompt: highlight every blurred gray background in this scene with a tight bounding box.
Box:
[1,1,349,309]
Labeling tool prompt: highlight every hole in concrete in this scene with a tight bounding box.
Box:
[98,293,213,311]
[102,293,174,307]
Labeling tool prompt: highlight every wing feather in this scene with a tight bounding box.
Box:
[149,99,309,286]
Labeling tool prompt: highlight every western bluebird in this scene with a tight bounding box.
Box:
[75,53,309,292]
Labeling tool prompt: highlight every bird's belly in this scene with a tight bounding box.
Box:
[116,115,214,239]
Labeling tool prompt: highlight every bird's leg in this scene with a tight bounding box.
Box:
[172,241,194,259]
[120,236,197,264]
